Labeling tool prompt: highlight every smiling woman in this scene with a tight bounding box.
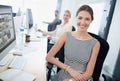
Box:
[46,5,100,81]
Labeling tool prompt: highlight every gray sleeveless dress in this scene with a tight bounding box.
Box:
[51,32,97,81]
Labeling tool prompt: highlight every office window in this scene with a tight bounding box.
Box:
[88,3,105,35]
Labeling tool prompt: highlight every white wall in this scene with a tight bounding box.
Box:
[0,0,57,24]
[60,0,105,34]
[100,0,120,80]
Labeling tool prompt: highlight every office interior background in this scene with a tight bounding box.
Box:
[0,0,120,80]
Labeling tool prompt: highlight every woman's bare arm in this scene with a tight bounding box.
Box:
[46,32,68,70]
[83,40,100,80]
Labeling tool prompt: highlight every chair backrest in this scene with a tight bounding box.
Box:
[72,26,76,31]
[88,32,109,81]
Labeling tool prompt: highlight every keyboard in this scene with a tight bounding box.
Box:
[8,56,27,70]
[0,55,10,66]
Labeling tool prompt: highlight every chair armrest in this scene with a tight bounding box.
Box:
[102,74,112,81]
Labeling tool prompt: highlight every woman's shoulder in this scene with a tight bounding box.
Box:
[65,31,75,38]
[62,31,72,37]
[59,32,68,42]
[63,31,69,35]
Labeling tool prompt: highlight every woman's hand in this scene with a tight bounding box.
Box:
[37,29,47,36]
[42,31,47,36]
[48,36,52,40]
[37,29,43,32]
[67,68,86,81]
[63,78,69,81]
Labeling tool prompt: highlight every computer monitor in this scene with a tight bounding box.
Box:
[25,8,33,35]
[0,5,16,61]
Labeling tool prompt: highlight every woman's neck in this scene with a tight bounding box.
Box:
[75,31,90,39]
[63,21,68,25]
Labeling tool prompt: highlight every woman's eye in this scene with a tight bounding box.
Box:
[78,17,82,20]
[85,18,90,21]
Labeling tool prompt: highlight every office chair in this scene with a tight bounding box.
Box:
[46,26,75,81]
[102,74,118,81]
[88,32,110,81]
[102,74,113,81]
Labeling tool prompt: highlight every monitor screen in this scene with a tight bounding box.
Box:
[0,5,16,61]
[25,8,33,34]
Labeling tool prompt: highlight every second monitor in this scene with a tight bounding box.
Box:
[25,8,34,35]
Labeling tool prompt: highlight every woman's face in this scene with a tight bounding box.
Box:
[76,10,92,32]
[63,12,70,22]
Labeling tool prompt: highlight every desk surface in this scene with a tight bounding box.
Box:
[23,37,47,81]
[0,36,47,81]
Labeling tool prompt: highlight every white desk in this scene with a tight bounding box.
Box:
[0,36,47,81]
[23,37,47,81]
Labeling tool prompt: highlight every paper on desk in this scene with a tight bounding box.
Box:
[12,44,38,55]
[13,72,36,81]
[0,69,36,81]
